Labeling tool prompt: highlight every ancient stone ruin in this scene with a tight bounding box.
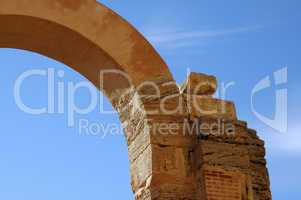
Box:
[0,0,272,199]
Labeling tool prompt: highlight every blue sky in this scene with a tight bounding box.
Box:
[0,0,300,199]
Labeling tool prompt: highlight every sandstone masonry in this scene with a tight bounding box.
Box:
[0,1,272,199]
[118,72,272,200]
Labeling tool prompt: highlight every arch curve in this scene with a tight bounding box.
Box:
[0,1,183,199]
[0,2,274,199]
[0,0,177,100]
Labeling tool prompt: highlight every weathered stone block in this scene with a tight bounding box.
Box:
[152,145,186,176]
[143,94,188,116]
[147,115,195,147]
[186,95,237,120]
[128,128,151,163]
[201,166,253,200]
[198,140,250,169]
[181,72,217,95]
[131,145,152,192]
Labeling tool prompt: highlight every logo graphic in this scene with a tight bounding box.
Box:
[251,67,288,133]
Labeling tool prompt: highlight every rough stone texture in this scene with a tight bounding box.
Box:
[181,72,217,96]
[185,95,237,120]
[202,166,252,200]
[126,72,272,200]
[193,118,271,200]
[0,1,272,199]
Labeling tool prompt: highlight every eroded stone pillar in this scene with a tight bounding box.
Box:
[183,73,272,200]
[115,72,271,200]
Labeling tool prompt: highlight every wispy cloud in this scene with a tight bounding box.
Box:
[144,26,262,49]
[266,124,301,154]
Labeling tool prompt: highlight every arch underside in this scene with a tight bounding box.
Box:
[0,14,131,98]
[0,0,177,101]
[0,2,180,198]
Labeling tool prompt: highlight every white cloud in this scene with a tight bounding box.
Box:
[267,125,301,153]
[144,26,262,49]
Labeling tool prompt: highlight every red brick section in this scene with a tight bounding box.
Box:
[204,169,243,200]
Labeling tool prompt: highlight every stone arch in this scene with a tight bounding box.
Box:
[0,0,180,122]
[0,1,272,200]
[0,0,182,199]
[0,0,177,98]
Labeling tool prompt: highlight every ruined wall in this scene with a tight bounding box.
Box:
[0,1,272,199]
[187,73,271,200]
[121,72,272,200]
